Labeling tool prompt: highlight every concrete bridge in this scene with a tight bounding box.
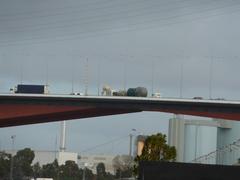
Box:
[0,94,240,127]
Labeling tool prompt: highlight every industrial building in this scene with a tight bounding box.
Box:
[168,114,240,165]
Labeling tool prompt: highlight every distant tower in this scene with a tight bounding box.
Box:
[60,121,67,152]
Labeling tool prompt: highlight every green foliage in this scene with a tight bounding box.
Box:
[96,162,106,178]
[13,148,35,179]
[40,159,95,180]
[115,167,133,179]
[112,155,134,179]
[41,159,59,179]
[32,162,41,178]
[134,133,176,176]
[59,160,81,180]
[96,162,115,180]
[0,148,110,180]
[104,172,115,180]
[83,167,95,180]
[0,151,11,179]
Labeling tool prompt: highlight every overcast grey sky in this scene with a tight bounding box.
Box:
[1,0,240,155]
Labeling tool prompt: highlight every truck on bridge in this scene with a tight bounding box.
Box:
[11,84,49,94]
[101,85,148,97]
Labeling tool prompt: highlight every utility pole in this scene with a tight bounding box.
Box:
[10,135,16,180]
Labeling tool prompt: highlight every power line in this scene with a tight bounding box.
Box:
[80,135,129,153]
[0,0,236,37]
[0,0,181,22]
[0,3,240,47]
[0,0,113,18]
[0,0,195,33]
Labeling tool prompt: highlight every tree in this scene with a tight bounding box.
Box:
[96,163,115,180]
[113,155,133,178]
[115,168,133,179]
[134,133,176,175]
[13,148,35,179]
[40,159,94,180]
[0,151,11,180]
[59,160,81,180]
[96,162,106,180]
[32,162,42,178]
[41,159,59,179]
[83,168,95,180]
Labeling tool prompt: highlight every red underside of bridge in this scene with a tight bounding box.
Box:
[0,104,141,127]
[1,102,240,127]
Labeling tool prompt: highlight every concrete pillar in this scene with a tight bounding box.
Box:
[168,115,185,162]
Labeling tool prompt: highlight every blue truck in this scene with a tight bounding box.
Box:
[12,84,49,94]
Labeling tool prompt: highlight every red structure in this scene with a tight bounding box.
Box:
[1,94,240,127]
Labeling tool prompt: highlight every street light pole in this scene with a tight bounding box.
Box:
[129,129,137,157]
[180,61,183,98]
[84,58,89,96]
[209,57,214,99]
[10,135,16,180]
[129,134,133,157]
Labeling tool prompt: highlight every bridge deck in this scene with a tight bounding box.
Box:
[0,93,240,127]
